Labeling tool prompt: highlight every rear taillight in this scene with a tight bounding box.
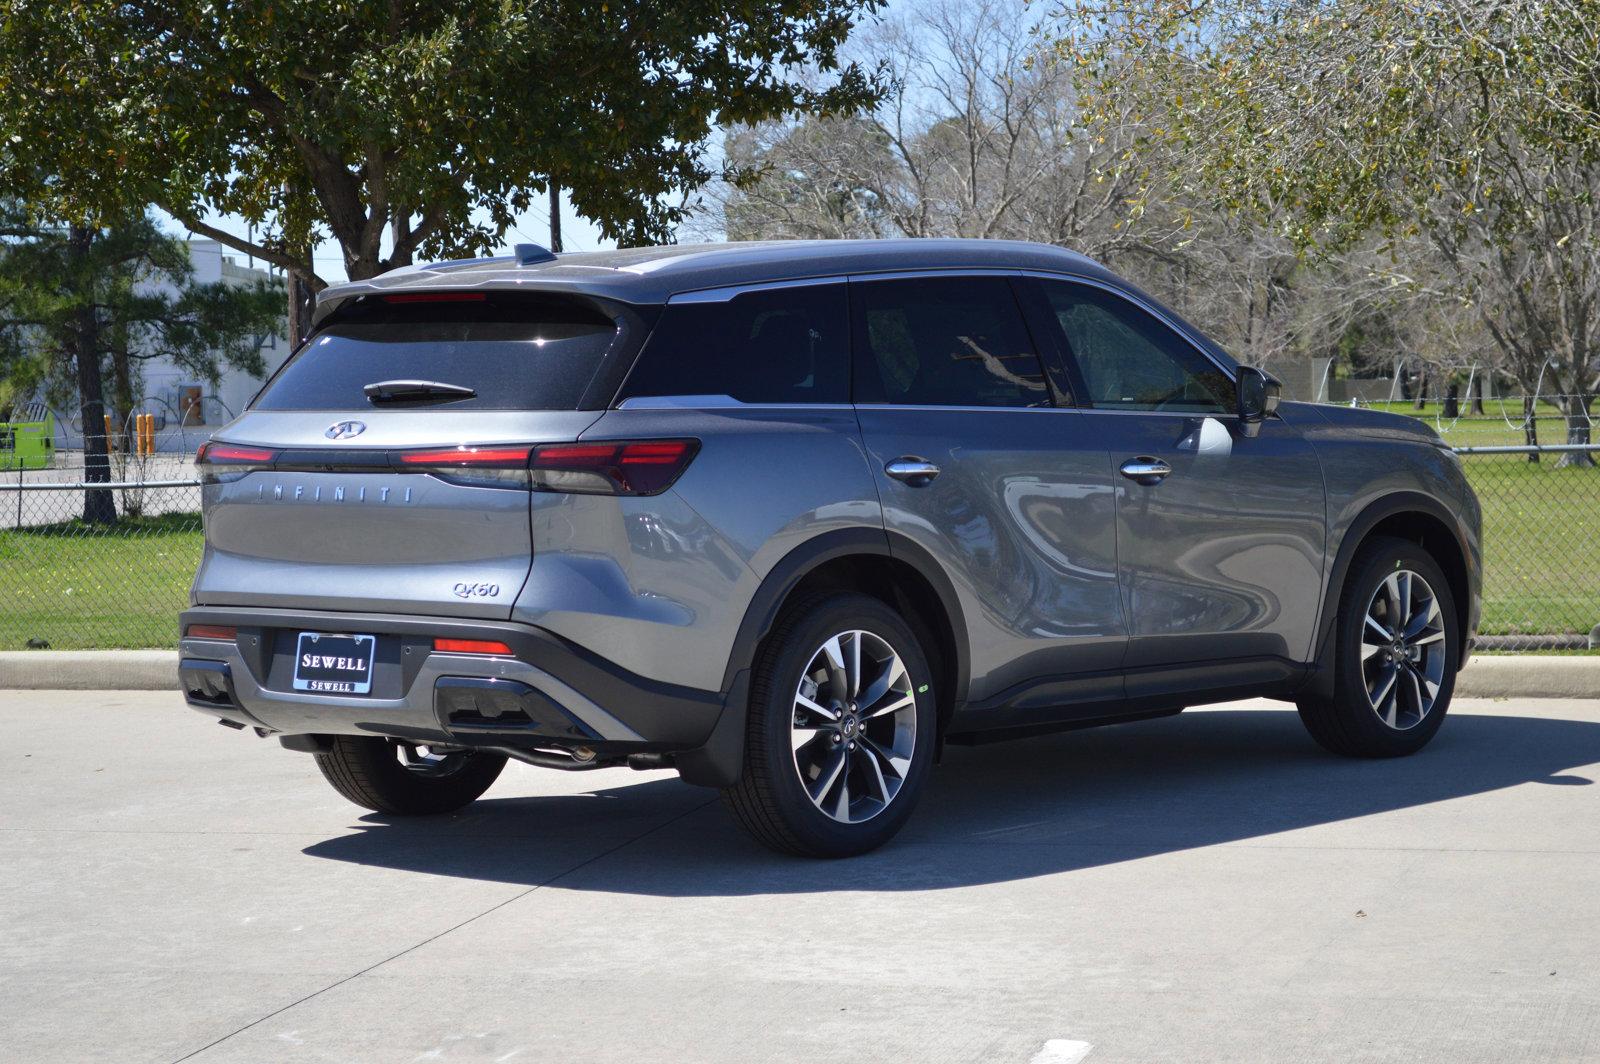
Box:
[433,638,514,655]
[395,445,533,488]
[195,442,278,483]
[529,439,698,496]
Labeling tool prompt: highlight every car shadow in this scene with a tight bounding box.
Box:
[302,707,1600,896]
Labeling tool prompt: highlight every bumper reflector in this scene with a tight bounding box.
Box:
[433,638,513,655]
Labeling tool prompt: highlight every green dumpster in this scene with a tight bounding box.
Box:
[0,403,55,471]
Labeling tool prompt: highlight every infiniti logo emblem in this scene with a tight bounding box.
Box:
[325,420,366,440]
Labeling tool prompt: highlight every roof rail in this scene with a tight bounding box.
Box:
[514,243,557,266]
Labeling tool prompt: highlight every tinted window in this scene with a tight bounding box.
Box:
[1040,282,1234,413]
[619,284,849,404]
[853,277,1049,407]
[254,292,617,411]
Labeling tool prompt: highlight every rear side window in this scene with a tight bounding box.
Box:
[618,284,849,405]
[852,277,1050,407]
[253,292,618,411]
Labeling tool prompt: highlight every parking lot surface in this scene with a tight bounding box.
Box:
[3,691,1598,1063]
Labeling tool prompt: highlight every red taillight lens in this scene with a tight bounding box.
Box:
[529,439,698,496]
[394,445,533,488]
[396,446,532,468]
[196,442,277,465]
[196,442,278,483]
[186,624,238,640]
[433,638,513,655]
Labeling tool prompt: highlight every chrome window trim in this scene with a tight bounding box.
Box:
[616,395,855,412]
[667,276,849,304]
[855,404,1070,414]
[667,267,1024,304]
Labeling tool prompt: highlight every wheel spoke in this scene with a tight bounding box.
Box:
[1411,629,1446,646]
[1369,664,1398,710]
[849,632,862,698]
[1383,572,1403,625]
[857,745,891,803]
[832,774,852,820]
[1360,640,1384,661]
[1365,613,1393,641]
[795,691,839,722]
[858,656,907,711]
[1405,596,1441,639]
[864,693,915,720]
[1398,571,1412,630]
[792,725,826,753]
[1404,667,1426,718]
[809,748,847,806]
[821,636,850,698]
[860,735,910,780]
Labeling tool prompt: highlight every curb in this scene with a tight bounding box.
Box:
[0,650,180,691]
[1452,655,1598,700]
[0,649,1594,699]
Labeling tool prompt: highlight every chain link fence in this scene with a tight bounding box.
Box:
[0,401,1596,651]
[1,477,202,650]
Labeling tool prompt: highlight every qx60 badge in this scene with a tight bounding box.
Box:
[325,420,366,440]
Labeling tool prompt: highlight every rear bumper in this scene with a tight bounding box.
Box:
[178,606,729,764]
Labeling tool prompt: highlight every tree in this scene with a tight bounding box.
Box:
[0,0,884,338]
[0,207,284,522]
[1053,0,1600,465]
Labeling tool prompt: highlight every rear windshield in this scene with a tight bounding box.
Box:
[252,292,619,411]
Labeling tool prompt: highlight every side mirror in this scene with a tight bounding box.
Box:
[1236,367,1281,438]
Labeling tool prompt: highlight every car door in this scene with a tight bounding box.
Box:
[1020,276,1326,683]
[850,273,1126,716]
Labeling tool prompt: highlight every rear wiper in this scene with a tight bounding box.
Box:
[364,379,477,404]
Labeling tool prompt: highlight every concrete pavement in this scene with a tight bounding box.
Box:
[3,691,1599,1063]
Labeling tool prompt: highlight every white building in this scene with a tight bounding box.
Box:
[53,239,291,453]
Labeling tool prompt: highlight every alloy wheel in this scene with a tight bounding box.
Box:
[790,629,918,824]
[1360,569,1448,730]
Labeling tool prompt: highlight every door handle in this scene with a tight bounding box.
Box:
[1119,456,1172,485]
[885,457,941,486]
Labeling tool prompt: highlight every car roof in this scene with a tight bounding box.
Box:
[312,238,1122,325]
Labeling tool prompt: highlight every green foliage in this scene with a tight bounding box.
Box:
[0,0,885,282]
[1052,0,1600,442]
[0,207,285,411]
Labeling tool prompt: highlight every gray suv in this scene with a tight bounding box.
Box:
[180,239,1481,857]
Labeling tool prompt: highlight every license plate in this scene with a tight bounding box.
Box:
[293,632,377,695]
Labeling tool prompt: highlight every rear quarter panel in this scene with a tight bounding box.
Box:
[512,406,882,692]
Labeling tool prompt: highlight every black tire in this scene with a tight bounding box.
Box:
[722,591,938,858]
[314,737,506,815]
[1297,536,1460,758]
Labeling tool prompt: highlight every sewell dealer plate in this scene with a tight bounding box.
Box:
[292,632,377,695]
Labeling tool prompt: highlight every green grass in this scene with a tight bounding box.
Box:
[0,512,200,650]
[1462,456,1600,637]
